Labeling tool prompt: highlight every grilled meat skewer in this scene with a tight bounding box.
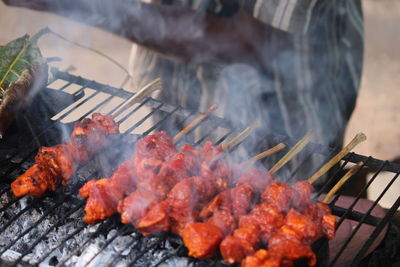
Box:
[79,131,176,224]
[11,113,119,197]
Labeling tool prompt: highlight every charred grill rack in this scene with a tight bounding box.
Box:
[0,69,399,267]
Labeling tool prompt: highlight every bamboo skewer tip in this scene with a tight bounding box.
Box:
[322,161,364,204]
[111,78,162,118]
[241,143,286,167]
[308,132,367,185]
[269,130,313,174]
[173,104,219,143]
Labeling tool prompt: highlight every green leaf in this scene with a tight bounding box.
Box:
[0,28,49,96]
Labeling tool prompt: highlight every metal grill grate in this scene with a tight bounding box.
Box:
[0,69,399,267]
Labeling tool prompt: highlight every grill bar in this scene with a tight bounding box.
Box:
[350,190,400,266]
[107,237,138,265]
[12,200,85,266]
[142,106,181,136]
[330,170,400,266]
[125,102,163,134]
[0,196,19,213]
[334,160,387,229]
[330,206,382,227]
[84,224,132,267]
[215,129,234,145]
[35,224,87,264]
[0,195,68,257]
[0,185,10,196]
[0,203,32,233]
[316,155,352,198]
[55,219,117,267]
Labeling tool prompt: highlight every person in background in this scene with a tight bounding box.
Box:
[3,1,380,265]
[1,0,363,170]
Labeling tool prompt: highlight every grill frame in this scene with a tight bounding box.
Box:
[0,69,399,267]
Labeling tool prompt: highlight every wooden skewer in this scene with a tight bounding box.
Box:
[269,130,313,174]
[173,104,219,143]
[240,143,286,167]
[322,162,364,203]
[308,132,367,184]
[221,127,252,151]
[221,120,261,151]
[111,78,162,118]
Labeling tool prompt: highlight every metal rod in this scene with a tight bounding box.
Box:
[127,243,159,267]
[194,119,224,146]
[350,182,400,266]
[152,244,184,267]
[330,170,400,266]
[126,103,164,134]
[334,160,387,229]
[58,81,73,91]
[55,219,117,267]
[83,224,132,267]
[36,223,87,264]
[322,162,364,204]
[215,130,234,146]
[12,201,85,266]
[111,78,162,118]
[79,94,118,119]
[316,154,352,198]
[53,86,97,120]
[107,237,139,265]
[330,158,371,206]
[142,106,181,136]
[330,206,381,227]
[173,104,218,143]
[0,195,67,257]
[0,184,10,196]
[0,204,33,233]
[0,195,19,213]
[115,97,151,125]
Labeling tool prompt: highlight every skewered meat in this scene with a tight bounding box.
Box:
[79,162,136,224]
[237,168,274,194]
[167,175,219,234]
[136,170,228,236]
[72,127,336,267]
[199,183,254,220]
[267,225,317,266]
[240,202,336,267]
[181,168,275,260]
[182,222,224,259]
[11,113,119,197]
[125,142,227,234]
[241,249,290,267]
[220,179,334,265]
[181,184,255,259]
[80,131,176,224]
[220,203,285,263]
[220,227,260,264]
[261,182,295,213]
[118,151,190,225]
[238,203,285,244]
[303,202,336,240]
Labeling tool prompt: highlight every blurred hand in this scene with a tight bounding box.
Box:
[2,0,49,11]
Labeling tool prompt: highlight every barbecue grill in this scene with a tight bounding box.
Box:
[0,69,399,267]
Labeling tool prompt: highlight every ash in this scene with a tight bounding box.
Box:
[0,151,224,267]
[0,187,193,267]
